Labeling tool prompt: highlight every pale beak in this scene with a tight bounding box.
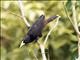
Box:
[20,41,25,47]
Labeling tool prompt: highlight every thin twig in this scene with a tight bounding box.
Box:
[8,10,23,19]
[39,15,60,60]
[71,1,80,35]
[71,1,80,60]
[37,41,47,60]
[39,44,47,60]
[34,53,39,60]
[18,0,30,27]
[44,15,60,45]
[62,1,80,35]
[63,1,80,60]
[62,2,74,27]
[2,7,23,19]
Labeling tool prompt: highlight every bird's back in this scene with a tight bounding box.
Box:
[27,15,45,37]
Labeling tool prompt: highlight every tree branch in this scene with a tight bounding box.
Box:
[39,15,60,60]
[2,7,23,20]
[18,0,30,27]
[71,1,80,35]
[44,15,60,45]
[71,1,80,60]
[62,2,74,27]
[39,44,47,60]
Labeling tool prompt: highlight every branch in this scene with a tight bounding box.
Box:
[34,53,38,60]
[18,0,30,27]
[39,15,60,60]
[71,1,80,60]
[62,1,80,35]
[2,7,23,20]
[44,15,60,45]
[39,44,47,60]
[71,1,80,35]
[62,2,74,27]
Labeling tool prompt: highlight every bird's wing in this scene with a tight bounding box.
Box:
[28,15,45,35]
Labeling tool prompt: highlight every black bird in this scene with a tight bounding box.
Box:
[20,15,58,47]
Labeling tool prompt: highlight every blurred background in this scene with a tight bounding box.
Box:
[1,1,80,60]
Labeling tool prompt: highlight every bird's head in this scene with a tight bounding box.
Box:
[20,35,30,47]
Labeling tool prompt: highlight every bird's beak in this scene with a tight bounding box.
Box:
[20,41,25,47]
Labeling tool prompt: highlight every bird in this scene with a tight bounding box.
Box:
[20,15,58,47]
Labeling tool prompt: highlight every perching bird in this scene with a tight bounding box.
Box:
[20,15,58,47]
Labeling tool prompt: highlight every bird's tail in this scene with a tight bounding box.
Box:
[46,16,58,24]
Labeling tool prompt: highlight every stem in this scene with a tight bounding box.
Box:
[18,0,30,27]
[71,1,80,60]
[2,7,22,20]
[44,15,60,45]
[40,15,60,60]
[39,44,47,60]
[62,2,74,28]
[72,1,80,35]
